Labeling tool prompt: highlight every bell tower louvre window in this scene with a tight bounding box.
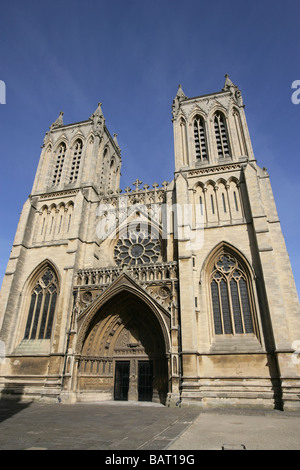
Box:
[214,112,231,159]
[194,115,208,162]
[69,139,83,183]
[52,142,66,185]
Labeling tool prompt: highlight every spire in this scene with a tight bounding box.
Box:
[222,74,244,107]
[89,102,105,137]
[90,102,104,120]
[175,84,187,101]
[113,133,120,151]
[51,111,64,129]
[223,74,236,90]
[172,84,188,119]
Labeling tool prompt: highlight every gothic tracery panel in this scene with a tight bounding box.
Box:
[114,228,161,266]
[52,142,66,185]
[214,112,231,159]
[193,115,208,162]
[69,139,83,184]
[210,251,255,336]
[24,267,58,340]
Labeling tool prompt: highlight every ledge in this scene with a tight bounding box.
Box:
[209,335,264,354]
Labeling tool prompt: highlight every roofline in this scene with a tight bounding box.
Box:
[182,90,229,102]
[49,120,121,155]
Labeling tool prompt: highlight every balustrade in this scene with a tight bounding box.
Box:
[75,262,177,287]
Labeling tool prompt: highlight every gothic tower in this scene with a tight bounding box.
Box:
[0,103,122,400]
[0,77,299,409]
[171,76,300,409]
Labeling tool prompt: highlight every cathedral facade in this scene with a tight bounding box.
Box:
[0,76,300,409]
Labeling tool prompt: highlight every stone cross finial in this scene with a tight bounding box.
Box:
[124,186,131,193]
[133,179,142,191]
[152,182,159,190]
[143,184,149,191]
[162,181,169,191]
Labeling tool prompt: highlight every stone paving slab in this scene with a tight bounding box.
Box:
[168,408,300,451]
[1,399,300,451]
[0,400,200,451]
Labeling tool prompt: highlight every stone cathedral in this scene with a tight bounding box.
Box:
[0,76,300,410]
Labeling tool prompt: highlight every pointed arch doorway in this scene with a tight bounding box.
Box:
[77,290,169,404]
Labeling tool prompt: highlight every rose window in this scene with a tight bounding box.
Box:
[114,229,160,266]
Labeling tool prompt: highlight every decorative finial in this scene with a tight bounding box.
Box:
[222,74,244,106]
[90,102,103,119]
[176,84,187,100]
[172,84,188,119]
[132,179,142,191]
[51,111,64,129]
[113,133,119,147]
[223,74,236,90]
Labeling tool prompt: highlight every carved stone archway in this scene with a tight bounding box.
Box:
[75,289,169,404]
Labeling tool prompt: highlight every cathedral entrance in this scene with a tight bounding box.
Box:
[114,361,130,401]
[138,361,153,402]
[114,360,153,401]
[77,290,169,404]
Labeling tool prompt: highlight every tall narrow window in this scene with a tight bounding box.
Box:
[49,216,54,234]
[199,196,203,216]
[233,191,239,211]
[52,142,66,185]
[211,195,215,214]
[214,112,230,159]
[222,193,227,212]
[41,217,46,235]
[180,118,188,165]
[69,139,83,183]
[24,268,58,340]
[210,251,255,335]
[193,116,208,161]
[233,108,247,156]
[67,214,72,232]
[58,215,63,234]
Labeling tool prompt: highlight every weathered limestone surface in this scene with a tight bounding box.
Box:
[0,78,299,409]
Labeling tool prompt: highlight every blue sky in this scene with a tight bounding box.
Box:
[0,0,299,297]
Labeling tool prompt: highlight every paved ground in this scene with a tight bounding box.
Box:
[0,399,200,450]
[168,408,300,451]
[0,399,300,451]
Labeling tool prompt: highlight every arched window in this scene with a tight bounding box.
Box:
[210,251,255,335]
[179,117,188,165]
[214,112,231,159]
[69,139,83,183]
[193,115,208,161]
[24,267,58,340]
[232,108,247,156]
[52,142,66,185]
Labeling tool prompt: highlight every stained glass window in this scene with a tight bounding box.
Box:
[210,252,254,335]
[24,268,58,340]
[114,228,160,266]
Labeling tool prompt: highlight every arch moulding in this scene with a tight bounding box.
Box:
[75,273,171,356]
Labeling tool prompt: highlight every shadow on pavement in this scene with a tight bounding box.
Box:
[0,385,32,423]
